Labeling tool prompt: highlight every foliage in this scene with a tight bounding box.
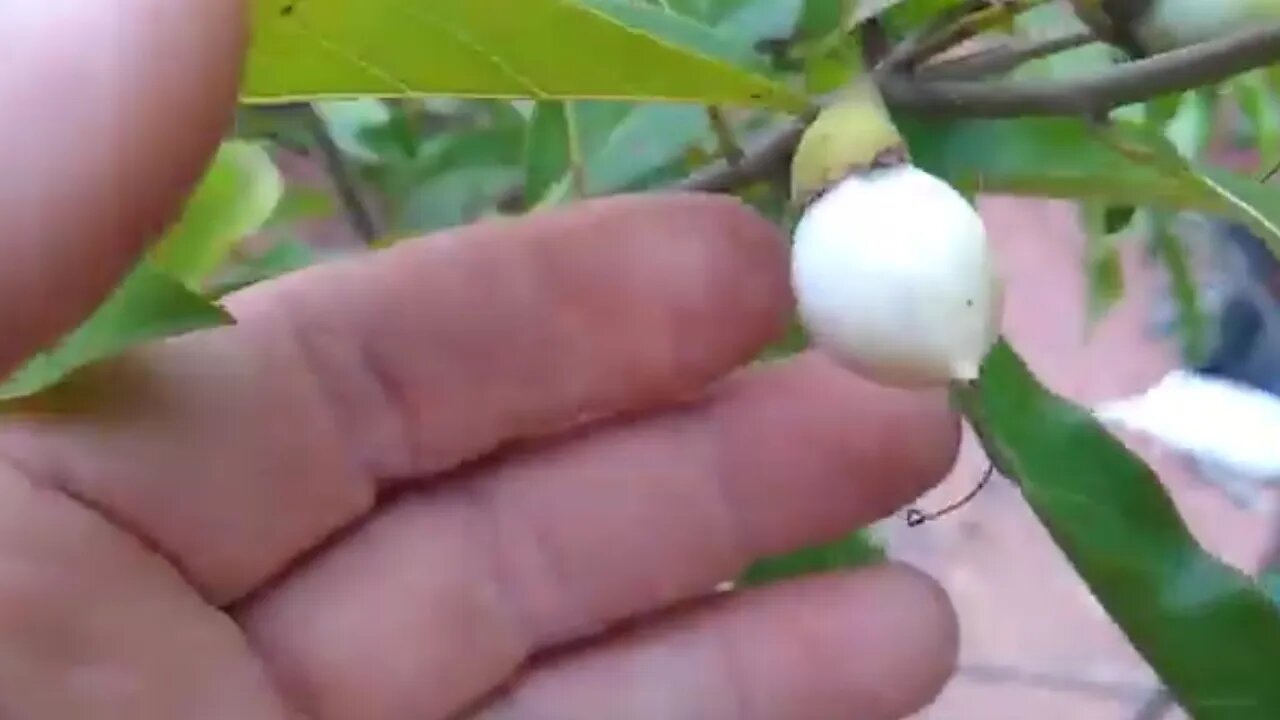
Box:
[9,0,1280,715]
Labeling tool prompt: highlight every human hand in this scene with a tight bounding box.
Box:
[0,2,960,718]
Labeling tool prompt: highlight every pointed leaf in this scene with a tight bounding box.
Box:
[900,115,1280,259]
[150,141,284,288]
[244,0,807,111]
[956,340,1280,719]
[0,263,232,401]
[739,529,885,586]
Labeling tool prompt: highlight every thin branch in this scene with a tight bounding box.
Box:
[877,0,1044,76]
[875,0,987,76]
[706,107,746,167]
[881,25,1280,118]
[304,105,380,245]
[565,101,588,199]
[679,124,805,193]
[919,30,1096,80]
[679,22,1280,195]
[1262,156,1280,183]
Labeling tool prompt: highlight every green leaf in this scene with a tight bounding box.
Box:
[315,99,397,163]
[1162,88,1218,161]
[757,316,811,361]
[213,239,318,297]
[713,0,803,45]
[1262,572,1280,607]
[1234,71,1280,171]
[1103,205,1136,235]
[1149,212,1209,365]
[900,115,1280,259]
[377,114,527,237]
[582,0,777,66]
[956,341,1280,719]
[266,185,337,228]
[901,116,1199,205]
[244,0,807,112]
[1080,202,1126,327]
[738,529,885,586]
[525,102,574,204]
[0,263,233,401]
[534,101,712,204]
[1195,168,1280,261]
[798,0,848,37]
[393,165,523,236]
[150,141,284,289]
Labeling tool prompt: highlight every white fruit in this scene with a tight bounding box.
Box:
[791,165,1003,388]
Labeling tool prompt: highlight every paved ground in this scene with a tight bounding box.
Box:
[881,197,1276,720]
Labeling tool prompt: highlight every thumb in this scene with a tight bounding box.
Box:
[0,0,246,376]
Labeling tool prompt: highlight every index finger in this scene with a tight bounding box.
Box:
[0,0,244,375]
[1,193,795,603]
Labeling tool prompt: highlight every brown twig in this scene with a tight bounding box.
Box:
[304,105,380,244]
[678,124,806,193]
[874,0,986,75]
[918,29,1097,80]
[881,26,1280,118]
[679,22,1280,195]
[706,107,746,167]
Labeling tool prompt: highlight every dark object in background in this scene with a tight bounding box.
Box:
[1194,222,1280,397]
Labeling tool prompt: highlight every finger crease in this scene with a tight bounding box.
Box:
[0,456,202,598]
[710,617,764,720]
[703,407,755,578]
[277,297,415,484]
[461,481,542,666]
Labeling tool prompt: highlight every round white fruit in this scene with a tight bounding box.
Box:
[791,165,1003,388]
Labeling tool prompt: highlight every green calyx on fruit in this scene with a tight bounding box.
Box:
[790,79,907,207]
[788,80,1004,388]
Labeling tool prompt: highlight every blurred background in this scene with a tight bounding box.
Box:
[218,3,1280,717]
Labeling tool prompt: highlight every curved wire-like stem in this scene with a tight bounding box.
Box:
[906,462,998,527]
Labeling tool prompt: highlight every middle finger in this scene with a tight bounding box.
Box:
[239,354,959,720]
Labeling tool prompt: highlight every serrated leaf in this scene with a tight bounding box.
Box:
[244,0,807,112]
[0,263,233,402]
[956,340,1280,719]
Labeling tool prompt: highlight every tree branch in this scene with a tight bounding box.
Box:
[678,124,805,193]
[680,21,1280,195]
[881,26,1280,118]
[304,105,381,244]
[918,30,1096,81]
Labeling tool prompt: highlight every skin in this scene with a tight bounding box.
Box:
[0,1,961,718]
